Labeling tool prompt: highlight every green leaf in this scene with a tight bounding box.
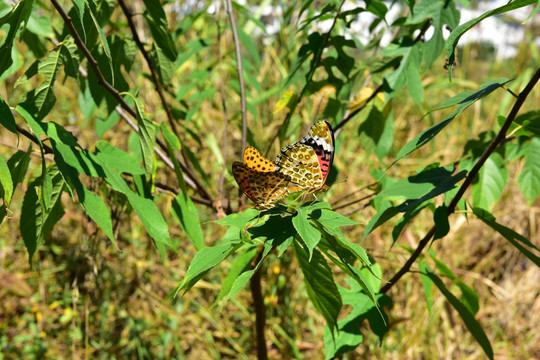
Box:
[392,201,430,244]
[364,204,399,239]
[17,105,118,248]
[382,40,422,95]
[471,153,508,210]
[102,166,173,255]
[424,267,493,360]
[419,261,434,316]
[365,167,466,238]
[324,281,391,359]
[406,0,460,68]
[0,98,17,134]
[142,0,178,61]
[517,137,540,206]
[0,154,13,207]
[20,166,65,267]
[456,281,479,316]
[150,45,175,85]
[292,206,321,260]
[213,246,258,306]
[131,95,156,179]
[508,110,540,137]
[523,1,540,23]
[357,106,387,156]
[433,205,449,240]
[474,208,540,268]
[225,242,274,302]
[18,40,80,119]
[39,146,53,211]
[395,78,510,162]
[445,0,535,79]
[171,243,239,298]
[171,192,204,250]
[7,146,31,189]
[0,0,32,77]
[87,1,113,77]
[94,140,144,175]
[294,241,342,334]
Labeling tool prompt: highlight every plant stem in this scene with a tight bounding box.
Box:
[381,66,540,294]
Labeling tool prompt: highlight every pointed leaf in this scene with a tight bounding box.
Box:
[292,206,321,260]
[0,98,17,134]
[517,137,540,205]
[20,166,65,267]
[471,153,508,210]
[424,267,493,360]
[0,154,13,207]
[294,241,342,334]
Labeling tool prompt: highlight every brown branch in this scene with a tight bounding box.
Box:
[117,0,180,138]
[380,66,540,294]
[16,124,53,154]
[50,0,213,205]
[250,249,268,360]
[225,0,248,152]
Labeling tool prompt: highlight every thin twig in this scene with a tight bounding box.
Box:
[117,0,180,138]
[216,21,230,212]
[225,0,248,152]
[15,124,53,153]
[380,66,540,294]
[332,192,375,212]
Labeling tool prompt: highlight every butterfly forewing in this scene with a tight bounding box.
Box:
[243,146,276,172]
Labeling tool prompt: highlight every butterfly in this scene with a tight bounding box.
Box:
[232,147,292,210]
[232,121,335,209]
[276,120,334,194]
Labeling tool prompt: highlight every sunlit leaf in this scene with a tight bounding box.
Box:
[471,153,508,210]
[423,266,494,360]
[517,137,540,205]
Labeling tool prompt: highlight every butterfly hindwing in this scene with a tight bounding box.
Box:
[232,161,290,209]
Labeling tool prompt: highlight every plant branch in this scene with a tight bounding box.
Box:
[225,0,248,152]
[16,124,53,154]
[380,66,540,294]
[250,249,268,360]
[117,0,180,138]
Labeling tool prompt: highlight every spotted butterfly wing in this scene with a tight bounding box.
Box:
[275,143,324,193]
[276,121,334,193]
[243,146,276,172]
[232,162,291,210]
[299,120,334,183]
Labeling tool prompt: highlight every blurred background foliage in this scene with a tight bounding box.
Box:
[0,0,539,359]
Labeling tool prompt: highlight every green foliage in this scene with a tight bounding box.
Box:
[0,0,538,358]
